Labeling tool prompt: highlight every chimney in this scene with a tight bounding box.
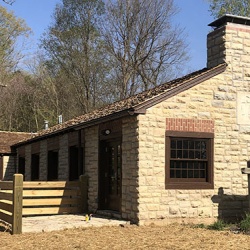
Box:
[207,15,250,69]
[44,120,49,130]
[58,115,63,124]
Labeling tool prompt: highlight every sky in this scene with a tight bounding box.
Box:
[2,0,214,74]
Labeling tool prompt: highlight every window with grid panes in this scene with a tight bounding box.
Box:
[165,131,214,189]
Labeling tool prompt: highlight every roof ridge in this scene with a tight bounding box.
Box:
[13,63,226,146]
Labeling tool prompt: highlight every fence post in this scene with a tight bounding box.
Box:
[79,175,88,213]
[12,174,23,234]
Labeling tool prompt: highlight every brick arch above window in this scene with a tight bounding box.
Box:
[166,118,214,133]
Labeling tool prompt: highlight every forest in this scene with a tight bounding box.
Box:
[0,0,247,132]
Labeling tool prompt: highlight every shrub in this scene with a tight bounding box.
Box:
[207,220,226,231]
[239,213,250,233]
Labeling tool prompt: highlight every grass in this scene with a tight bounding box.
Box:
[191,213,250,233]
[207,219,227,231]
[239,213,250,233]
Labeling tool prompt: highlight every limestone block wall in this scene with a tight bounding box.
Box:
[16,134,71,181]
[134,18,250,225]
[39,140,47,180]
[121,116,139,222]
[85,126,99,212]
[58,134,69,180]
[137,68,250,224]
[24,144,31,181]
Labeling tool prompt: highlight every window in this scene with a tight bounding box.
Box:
[166,131,214,189]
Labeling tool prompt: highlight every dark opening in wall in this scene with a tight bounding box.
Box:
[69,146,83,181]
[18,156,25,179]
[31,154,39,181]
[47,150,58,181]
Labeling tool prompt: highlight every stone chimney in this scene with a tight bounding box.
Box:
[207,15,250,70]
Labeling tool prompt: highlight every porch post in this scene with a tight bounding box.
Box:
[12,174,23,234]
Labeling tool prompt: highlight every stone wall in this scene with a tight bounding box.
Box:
[137,73,248,224]
[136,21,250,224]
[24,144,31,181]
[39,140,47,180]
[58,134,69,180]
[85,126,99,212]
[121,116,139,223]
[17,134,70,181]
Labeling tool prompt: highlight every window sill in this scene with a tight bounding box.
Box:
[165,182,214,189]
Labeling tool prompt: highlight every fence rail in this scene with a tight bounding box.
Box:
[0,174,88,234]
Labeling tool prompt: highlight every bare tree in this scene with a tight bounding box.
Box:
[2,0,15,4]
[41,0,109,114]
[102,0,188,99]
[207,0,250,18]
[0,5,30,86]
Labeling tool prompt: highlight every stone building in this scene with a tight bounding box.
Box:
[9,15,250,224]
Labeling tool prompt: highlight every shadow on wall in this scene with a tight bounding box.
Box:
[212,187,249,222]
[211,187,249,223]
[3,156,16,181]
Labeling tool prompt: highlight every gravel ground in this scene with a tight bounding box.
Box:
[0,223,250,250]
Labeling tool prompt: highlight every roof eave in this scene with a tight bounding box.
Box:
[133,63,227,113]
[13,109,134,148]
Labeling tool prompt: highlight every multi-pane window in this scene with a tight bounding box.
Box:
[166,131,214,189]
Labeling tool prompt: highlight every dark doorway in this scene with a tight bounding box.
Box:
[18,157,25,179]
[47,151,58,181]
[31,154,39,181]
[69,146,83,181]
[99,139,122,211]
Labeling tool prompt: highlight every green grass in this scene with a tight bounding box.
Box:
[239,213,250,233]
[207,220,227,231]
[192,223,206,229]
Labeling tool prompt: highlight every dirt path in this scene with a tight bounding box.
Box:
[0,224,250,250]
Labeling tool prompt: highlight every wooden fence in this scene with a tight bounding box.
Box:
[0,174,88,234]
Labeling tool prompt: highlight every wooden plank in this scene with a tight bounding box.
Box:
[0,209,12,224]
[23,189,80,197]
[23,181,80,189]
[0,191,13,201]
[0,200,12,213]
[0,181,13,190]
[23,197,80,206]
[12,174,23,235]
[23,206,81,216]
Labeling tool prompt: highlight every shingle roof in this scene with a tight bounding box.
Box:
[14,64,226,146]
[0,131,32,153]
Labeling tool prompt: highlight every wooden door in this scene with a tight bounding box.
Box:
[99,140,122,211]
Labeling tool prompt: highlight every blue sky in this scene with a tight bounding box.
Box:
[3,0,214,74]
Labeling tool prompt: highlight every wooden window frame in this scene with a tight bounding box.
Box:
[165,131,214,189]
